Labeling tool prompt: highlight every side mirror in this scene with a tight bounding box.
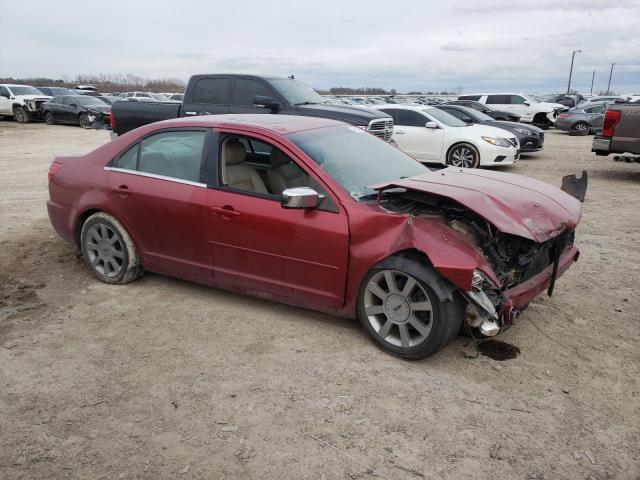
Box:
[253,95,280,111]
[523,102,530,106]
[425,121,438,129]
[281,187,323,209]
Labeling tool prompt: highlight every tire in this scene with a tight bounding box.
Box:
[13,106,30,124]
[570,122,590,136]
[80,212,144,285]
[446,143,480,168]
[44,111,55,125]
[356,253,464,360]
[78,112,92,129]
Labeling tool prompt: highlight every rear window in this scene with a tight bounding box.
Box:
[192,78,230,105]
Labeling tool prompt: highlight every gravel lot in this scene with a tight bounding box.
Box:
[1,120,638,480]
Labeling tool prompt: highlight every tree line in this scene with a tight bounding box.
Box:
[0,74,186,93]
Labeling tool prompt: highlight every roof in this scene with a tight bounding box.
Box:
[159,114,343,135]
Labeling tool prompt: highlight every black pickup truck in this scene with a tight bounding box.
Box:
[110,74,394,140]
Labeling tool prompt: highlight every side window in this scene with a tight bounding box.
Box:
[192,78,230,104]
[233,79,273,106]
[50,96,60,104]
[459,95,481,101]
[0,86,10,98]
[62,97,75,105]
[591,105,605,114]
[137,131,207,182]
[377,109,398,123]
[115,144,139,170]
[137,93,151,98]
[396,110,427,127]
[510,95,527,105]
[486,95,510,104]
[220,135,337,212]
[442,108,467,121]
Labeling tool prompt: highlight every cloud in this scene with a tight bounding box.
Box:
[1,0,639,93]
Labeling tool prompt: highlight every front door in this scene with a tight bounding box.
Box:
[391,109,444,161]
[106,129,211,281]
[204,132,350,309]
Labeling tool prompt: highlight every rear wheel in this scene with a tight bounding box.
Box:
[447,143,480,168]
[80,212,144,284]
[13,106,30,123]
[570,122,590,136]
[357,255,464,360]
[44,111,55,125]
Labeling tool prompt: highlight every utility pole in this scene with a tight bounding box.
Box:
[566,50,581,94]
[590,70,595,94]
[607,63,615,94]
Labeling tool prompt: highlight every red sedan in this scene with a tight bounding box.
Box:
[47,115,582,359]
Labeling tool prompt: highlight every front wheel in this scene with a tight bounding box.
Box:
[78,112,92,129]
[44,111,55,125]
[447,143,480,168]
[357,256,464,360]
[80,212,144,284]
[13,106,30,123]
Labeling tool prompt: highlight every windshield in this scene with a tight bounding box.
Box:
[8,86,43,96]
[288,125,428,200]
[459,106,493,122]
[75,96,105,106]
[267,78,328,105]
[421,107,468,127]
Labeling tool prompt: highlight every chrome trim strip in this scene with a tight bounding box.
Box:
[104,167,206,188]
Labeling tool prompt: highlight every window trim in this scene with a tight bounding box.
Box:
[108,127,212,185]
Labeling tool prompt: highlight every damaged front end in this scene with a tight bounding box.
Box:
[375,179,581,336]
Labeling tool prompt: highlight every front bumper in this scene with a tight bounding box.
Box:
[88,111,111,130]
[520,133,544,152]
[480,144,519,166]
[501,244,579,319]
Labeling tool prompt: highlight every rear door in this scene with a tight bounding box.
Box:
[183,77,231,117]
[587,104,606,130]
[203,130,349,309]
[106,128,212,282]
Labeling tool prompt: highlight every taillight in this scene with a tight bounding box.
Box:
[109,110,115,130]
[48,162,63,182]
[601,110,621,137]
[558,113,569,119]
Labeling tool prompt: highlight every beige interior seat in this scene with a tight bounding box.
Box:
[267,149,309,195]
[222,140,267,193]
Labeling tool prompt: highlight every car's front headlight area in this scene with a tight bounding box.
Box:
[482,136,513,148]
[514,127,533,136]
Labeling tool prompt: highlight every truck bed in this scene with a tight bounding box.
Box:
[110,101,181,135]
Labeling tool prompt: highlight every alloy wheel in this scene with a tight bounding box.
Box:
[363,270,433,348]
[448,145,477,168]
[14,108,25,123]
[79,114,91,129]
[84,223,125,278]
[574,123,588,131]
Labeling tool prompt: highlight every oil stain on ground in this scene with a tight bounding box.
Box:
[478,340,521,361]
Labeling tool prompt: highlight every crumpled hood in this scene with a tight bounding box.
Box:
[370,167,583,243]
[17,94,51,101]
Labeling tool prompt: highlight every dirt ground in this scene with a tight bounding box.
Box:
[0,120,638,480]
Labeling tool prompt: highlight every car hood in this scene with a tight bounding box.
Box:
[534,101,567,112]
[370,168,582,243]
[295,103,391,126]
[491,121,544,133]
[85,105,111,113]
[17,94,51,101]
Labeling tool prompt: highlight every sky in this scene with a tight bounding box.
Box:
[1,0,639,94]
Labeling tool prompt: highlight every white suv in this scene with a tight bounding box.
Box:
[458,93,566,129]
[0,84,51,123]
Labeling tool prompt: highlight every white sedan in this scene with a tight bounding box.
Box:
[371,104,520,168]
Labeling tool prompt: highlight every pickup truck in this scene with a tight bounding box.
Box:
[109,74,394,140]
[0,84,51,123]
[592,103,640,159]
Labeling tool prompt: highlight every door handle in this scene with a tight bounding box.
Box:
[210,205,241,217]
[113,185,132,196]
